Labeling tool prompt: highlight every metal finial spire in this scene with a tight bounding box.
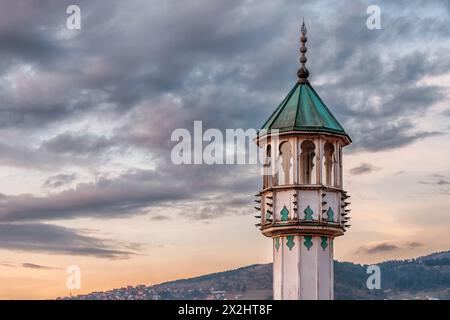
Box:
[297,19,309,83]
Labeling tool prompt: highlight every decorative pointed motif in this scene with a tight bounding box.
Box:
[326,207,334,222]
[275,237,281,252]
[280,206,289,221]
[304,205,314,220]
[321,236,328,251]
[286,235,295,250]
[297,19,309,82]
[304,236,313,250]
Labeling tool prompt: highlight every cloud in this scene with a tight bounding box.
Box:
[407,242,424,249]
[41,133,118,157]
[419,179,450,186]
[0,163,259,222]
[0,0,445,148]
[0,261,15,268]
[22,263,58,270]
[418,175,450,195]
[0,169,187,221]
[0,141,56,169]
[347,120,443,153]
[43,173,77,188]
[0,0,448,157]
[0,140,104,170]
[349,163,381,175]
[183,195,252,221]
[0,223,138,259]
[150,215,171,221]
[359,243,399,254]
[356,241,424,254]
[1,261,60,269]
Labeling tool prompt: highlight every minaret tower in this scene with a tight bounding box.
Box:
[255,21,352,300]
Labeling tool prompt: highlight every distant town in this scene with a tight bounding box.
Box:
[58,286,242,300]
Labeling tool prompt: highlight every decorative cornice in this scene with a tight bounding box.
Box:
[261,224,344,238]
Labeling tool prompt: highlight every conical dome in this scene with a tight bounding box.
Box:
[260,81,351,142]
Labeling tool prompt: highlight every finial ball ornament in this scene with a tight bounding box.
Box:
[297,20,309,81]
[297,66,309,79]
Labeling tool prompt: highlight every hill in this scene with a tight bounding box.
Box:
[62,250,450,300]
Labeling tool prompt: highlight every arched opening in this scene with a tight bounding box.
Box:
[263,144,272,189]
[278,141,292,185]
[300,140,316,184]
[324,142,335,186]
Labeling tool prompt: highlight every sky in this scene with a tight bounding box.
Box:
[0,0,449,299]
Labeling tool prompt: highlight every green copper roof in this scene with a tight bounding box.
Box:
[261,82,350,141]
